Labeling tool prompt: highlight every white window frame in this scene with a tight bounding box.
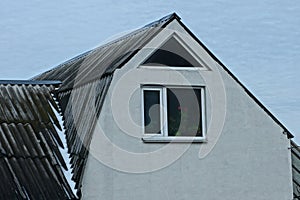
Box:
[142,85,207,143]
[141,87,164,136]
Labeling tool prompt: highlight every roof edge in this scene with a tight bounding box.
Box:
[0,80,61,86]
[176,19,294,139]
[144,12,181,28]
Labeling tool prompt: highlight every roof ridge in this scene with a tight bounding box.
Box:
[143,12,180,28]
[94,13,180,51]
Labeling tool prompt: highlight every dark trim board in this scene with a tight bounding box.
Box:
[0,80,61,85]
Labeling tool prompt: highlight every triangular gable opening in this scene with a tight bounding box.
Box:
[142,35,204,68]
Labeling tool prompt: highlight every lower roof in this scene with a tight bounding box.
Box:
[0,81,76,199]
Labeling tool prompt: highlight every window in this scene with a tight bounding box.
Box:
[142,86,206,142]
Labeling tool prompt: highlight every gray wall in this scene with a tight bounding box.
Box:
[81,22,293,200]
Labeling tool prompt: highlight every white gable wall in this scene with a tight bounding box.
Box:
[81,20,293,199]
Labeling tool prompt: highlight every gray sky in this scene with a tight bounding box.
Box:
[0,0,299,142]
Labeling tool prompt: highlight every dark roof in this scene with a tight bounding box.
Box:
[291,141,300,199]
[0,81,76,199]
[0,80,61,85]
[33,12,294,197]
[34,13,179,196]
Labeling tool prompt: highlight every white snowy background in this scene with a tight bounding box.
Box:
[0,0,299,142]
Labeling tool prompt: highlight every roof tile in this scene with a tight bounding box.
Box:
[0,82,76,199]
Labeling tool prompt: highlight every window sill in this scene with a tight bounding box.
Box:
[142,136,207,143]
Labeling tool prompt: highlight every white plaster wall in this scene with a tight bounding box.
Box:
[81,21,293,199]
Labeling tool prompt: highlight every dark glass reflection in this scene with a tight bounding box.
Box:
[143,37,201,67]
[144,90,161,134]
[167,88,202,137]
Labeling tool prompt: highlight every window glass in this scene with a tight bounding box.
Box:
[142,37,201,67]
[143,90,161,134]
[167,88,202,137]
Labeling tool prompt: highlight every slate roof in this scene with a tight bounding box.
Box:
[0,81,75,199]
[33,12,294,197]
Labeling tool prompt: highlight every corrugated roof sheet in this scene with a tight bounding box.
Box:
[0,82,76,199]
[59,76,112,190]
[291,141,300,199]
[34,13,179,196]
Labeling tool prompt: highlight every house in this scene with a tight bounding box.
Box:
[1,13,299,199]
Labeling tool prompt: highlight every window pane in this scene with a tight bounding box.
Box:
[167,88,202,137]
[142,37,201,67]
[143,90,161,134]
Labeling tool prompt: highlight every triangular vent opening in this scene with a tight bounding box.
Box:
[142,36,203,67]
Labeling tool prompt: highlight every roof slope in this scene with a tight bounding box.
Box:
[35,13,179,92]
[0,81,75,199]
[34,13,179,196]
